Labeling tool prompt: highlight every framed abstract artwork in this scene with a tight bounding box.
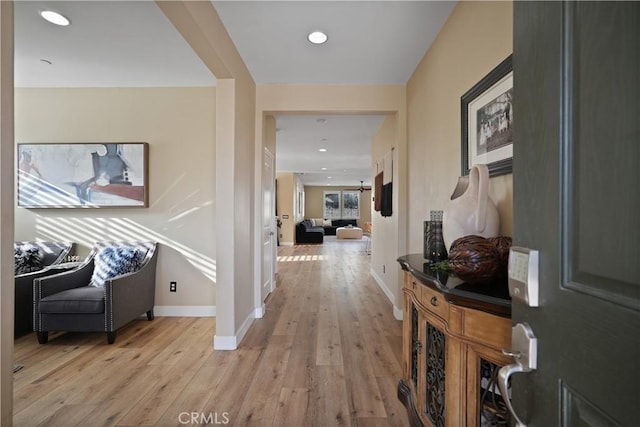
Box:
[323,191,341,219]
[341,191,360,219]
[17,142,149,208]
[461,55,513,177]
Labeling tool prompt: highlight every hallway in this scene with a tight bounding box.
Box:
[240,238,407,425]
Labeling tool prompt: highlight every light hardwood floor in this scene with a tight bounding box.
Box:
[13,237,407,426]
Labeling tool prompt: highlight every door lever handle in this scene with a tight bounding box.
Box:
[498,363,529,427]
[498,322,538,427]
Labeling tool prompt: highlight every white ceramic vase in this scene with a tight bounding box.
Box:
[442,164,499,251]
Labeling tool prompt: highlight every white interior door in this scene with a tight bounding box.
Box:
[261,148,276,301]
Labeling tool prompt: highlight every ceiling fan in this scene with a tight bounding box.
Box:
[346,180,371,193]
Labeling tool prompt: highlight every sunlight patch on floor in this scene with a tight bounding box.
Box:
[277,254,326,262]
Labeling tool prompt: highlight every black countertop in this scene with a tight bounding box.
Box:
[397,254,511,318]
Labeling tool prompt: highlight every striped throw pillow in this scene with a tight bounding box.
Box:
[89,246,144,288]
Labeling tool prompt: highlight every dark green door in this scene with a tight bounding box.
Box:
[512,2,639,425]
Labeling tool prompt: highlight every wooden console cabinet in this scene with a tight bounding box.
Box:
[397,254,513,427]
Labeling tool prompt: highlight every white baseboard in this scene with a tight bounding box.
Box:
[279,241,294,246]
[393,305,403,321]
[154,306,216,317]
[371,269,403,321]
[236,312,254,343]
[371,268,394,303]
[213,335,237,350]
[254,303,266,318]
[213,311,255,350]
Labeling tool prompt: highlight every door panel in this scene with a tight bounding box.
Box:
[561,382,620,427]
[513,2,640,425]
[564,2,640,307]
[262,148,275,301]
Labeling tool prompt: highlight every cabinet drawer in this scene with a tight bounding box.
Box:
[420,284,448,321]
[449,306,511,351]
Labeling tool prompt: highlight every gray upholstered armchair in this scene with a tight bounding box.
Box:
[14,241,74,337]
[34,241,158,344]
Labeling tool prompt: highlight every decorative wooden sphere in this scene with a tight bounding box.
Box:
[447,235,509,284]
[487,236,513,276]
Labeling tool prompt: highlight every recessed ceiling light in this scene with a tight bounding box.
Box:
[40,10,70,26]
[319,148,327,152]
[327,176,332,179]
[308,31,328,45]
[321,167,327,171]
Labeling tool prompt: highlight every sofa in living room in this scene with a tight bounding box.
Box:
[296,218,361,243]
[297,218,360,242]
[295,219,325,244]
[321,218,358,235]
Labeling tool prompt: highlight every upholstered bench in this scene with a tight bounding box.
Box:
[336,226,363,239]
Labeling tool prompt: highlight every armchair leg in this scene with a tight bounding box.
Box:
[36,332,48,344]
[146,309,154,321]
[107,331,117,344]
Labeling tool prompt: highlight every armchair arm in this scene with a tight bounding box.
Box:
[16,265,63,287]
[17,264,80,303]
[46,242,74,267]
[16,266,77,336]
[104,245,158,331]
[34,260,95,300]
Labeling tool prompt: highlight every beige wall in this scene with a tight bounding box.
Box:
[406,1,513,254]
[14,87,217,310]
[257,84,405,114]
[159,0,257,346]
[304,185,372,229]
[276,172,295,244]
[275,172,305,244]
[228,76,257,335]
[371,116,401,311]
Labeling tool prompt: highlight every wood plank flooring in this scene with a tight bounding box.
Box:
[13,237,407,426]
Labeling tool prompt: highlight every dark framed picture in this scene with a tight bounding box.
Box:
[461,55,513,177]
[17,142,149,208]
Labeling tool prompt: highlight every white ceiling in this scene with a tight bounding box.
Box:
[14,1,217,87]
[212,1,456,85]
[13,0,456,187]
[275,114,386,186]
